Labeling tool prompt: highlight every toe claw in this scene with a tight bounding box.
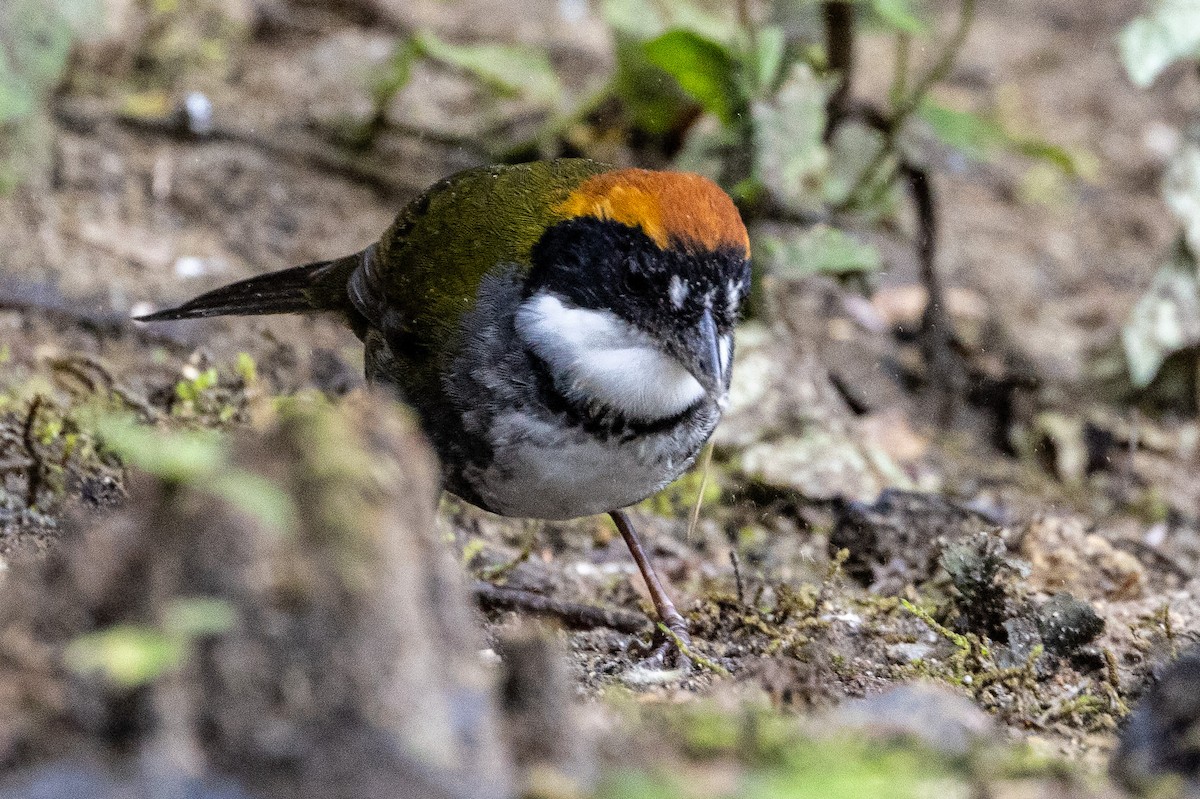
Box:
[641,620,693,672]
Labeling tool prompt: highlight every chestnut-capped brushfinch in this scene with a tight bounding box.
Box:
[139,159,751,667]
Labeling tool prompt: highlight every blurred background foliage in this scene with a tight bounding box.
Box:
[1115,1,1200,405]
[0,0,99,191]
[1,0,1199,400]
[361,0,1089,297]
[3,4,1200,796]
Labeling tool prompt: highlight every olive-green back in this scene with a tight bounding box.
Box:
[373,159,611,351]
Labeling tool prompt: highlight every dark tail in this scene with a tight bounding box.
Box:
[135,252,361,322]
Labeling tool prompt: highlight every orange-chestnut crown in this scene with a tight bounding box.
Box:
[557,169,750,256]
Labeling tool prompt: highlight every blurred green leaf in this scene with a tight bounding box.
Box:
[752,63,830,213]
[751,25,787,94]
[372,39,418,109]
[1122,240,1200,388]
[870,0,929,34]
[0,0,75,98]
[65,626,183,688]
[918,101,1005,159]
[1119,0,1200,88]
[601,0,733,43]
[175,366,219,403]
[1009,138,1089,177]
[596,771,684,799]
[164,598,237,638]
[759,225,881,279]
[0,0,99,190]
[94,414,226,482]
[744,737,943,799]
[235,351,258,385]
[0,66,36,125]
[414,32,561,104]
[920,99,1089,176]
[644,29,740,125]
[612,32,694,135]
[95,413,294,531]
[211,470,297,533]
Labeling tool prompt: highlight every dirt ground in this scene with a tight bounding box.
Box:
[2,0,1200,796]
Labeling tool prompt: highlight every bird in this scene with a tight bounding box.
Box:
[137,158,751,668]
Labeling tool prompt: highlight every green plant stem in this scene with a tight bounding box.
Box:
[737,0,756,52]
[838,0,977,210]
[657,622,730,676]
[894,0,977,120]
[890,33,911,108]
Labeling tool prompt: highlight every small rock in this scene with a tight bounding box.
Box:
[1035,593,1105,657]
[179,91,214,136]
[1021,516,1145,600]
[885,643,934,664]
[830,682,997,757]
[620,666,686,687]
[1001,617,1043,665]
[830,489,998,594]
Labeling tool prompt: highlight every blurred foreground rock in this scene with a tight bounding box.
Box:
[0,392,513,799]
[1112,645,1200,796]
[829,681,997,758]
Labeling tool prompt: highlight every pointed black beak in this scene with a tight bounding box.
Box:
[685,308,728,405]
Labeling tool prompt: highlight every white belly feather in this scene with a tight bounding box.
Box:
[464,290,720,518]
[477,410,695,519]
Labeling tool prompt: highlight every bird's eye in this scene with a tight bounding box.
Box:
[623,269,653,295]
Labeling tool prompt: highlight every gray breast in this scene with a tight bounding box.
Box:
[438,268,718,520]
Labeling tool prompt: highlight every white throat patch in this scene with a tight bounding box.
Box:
[515,292,705,421]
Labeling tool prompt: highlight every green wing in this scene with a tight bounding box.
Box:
[368,159,611,352]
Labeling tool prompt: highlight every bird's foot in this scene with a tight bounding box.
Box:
[640,615,693,672]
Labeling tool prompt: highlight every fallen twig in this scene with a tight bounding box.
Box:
[472,581,651,635]
[817,0,977,425]
[49,355,163,422]
[903,162,968,423]
[730,550,745,607]
[0,273,194,350]
[22,396,46,509]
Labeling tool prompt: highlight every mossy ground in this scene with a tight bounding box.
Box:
[1,0,1198,796]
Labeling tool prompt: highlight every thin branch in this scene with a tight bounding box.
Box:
[890,33,911,109]
[902,162,966,424]
[737,0,756,51]
[22,396,45,509]
[834,0,977,211]
[49,356,163,421]
[473,581,651,635]
[822,1,857,143]
[685,443,714,541]
[823,100,967,423]
[894,0,977,120]
[730,550,746,607]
